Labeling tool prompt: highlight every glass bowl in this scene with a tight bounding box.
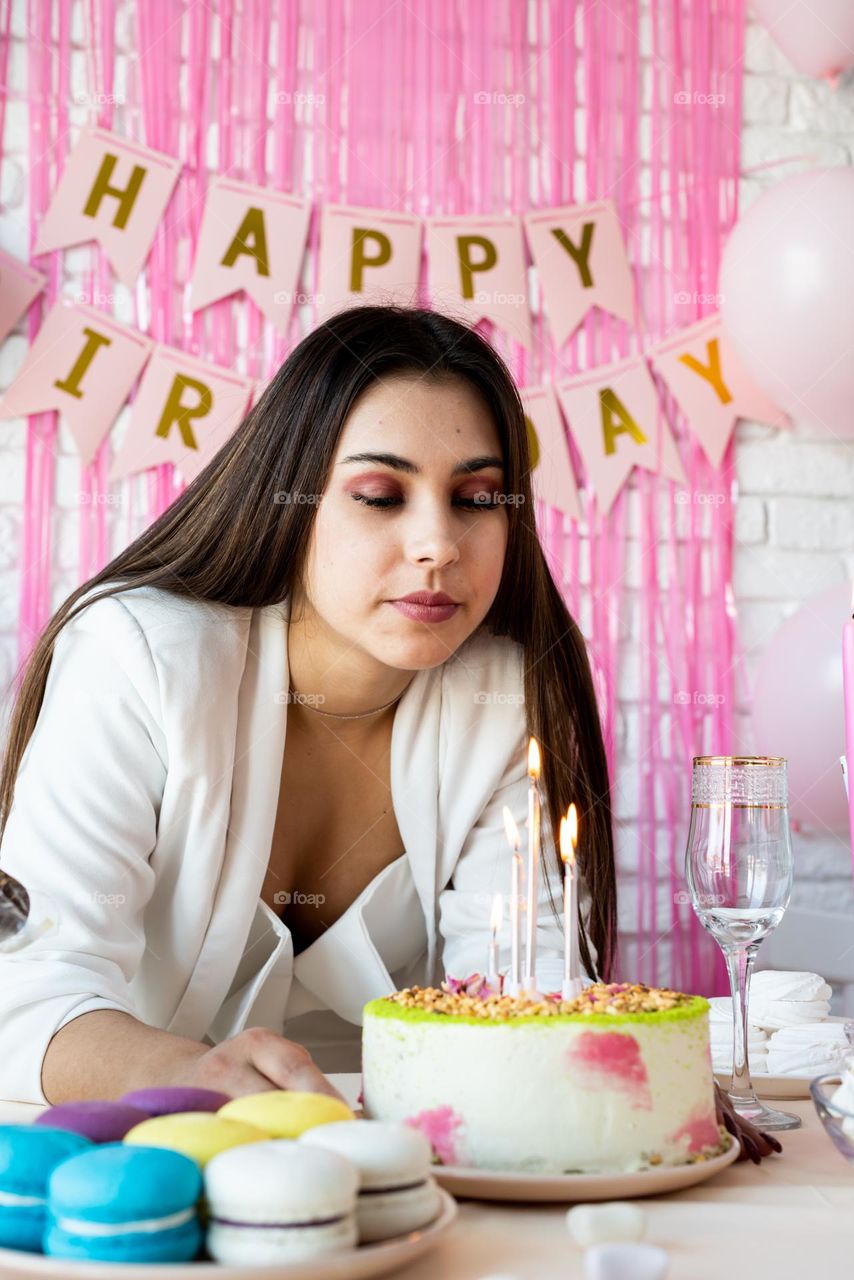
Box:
[810,1073,854,1163]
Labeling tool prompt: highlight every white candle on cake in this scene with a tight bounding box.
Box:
[502,806,524,995]
[561,803,583,1001]
[524,737,541,993]
[487,892,503,986]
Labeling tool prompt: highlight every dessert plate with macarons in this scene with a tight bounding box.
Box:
[0,1086,456,1279]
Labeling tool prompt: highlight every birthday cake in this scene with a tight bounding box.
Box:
[361,979,724,1174]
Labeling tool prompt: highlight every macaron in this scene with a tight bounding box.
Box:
[218,1090,355,1138]
[0,1125,92,1253]
[119,1085,231,1115]
[36,1101,151,1144]
[300,1119,441,1242]
[123,1112,268,1167]
[204,1140,359,1264]
[44,1143,203,1263]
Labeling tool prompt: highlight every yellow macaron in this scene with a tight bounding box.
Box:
[124,1112,268,1167]
[218,1091,355,1139]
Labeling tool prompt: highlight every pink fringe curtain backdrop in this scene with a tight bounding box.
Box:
[8,0,748,994]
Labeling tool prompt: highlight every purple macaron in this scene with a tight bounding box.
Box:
[118,1086,232,1116]
[36,1100,152,1144]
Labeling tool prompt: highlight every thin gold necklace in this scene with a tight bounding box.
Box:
[288,684,404,720]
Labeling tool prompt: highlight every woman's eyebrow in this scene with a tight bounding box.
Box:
[339,452,504,476]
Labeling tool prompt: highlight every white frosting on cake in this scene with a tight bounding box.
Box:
[361,986,720,1175]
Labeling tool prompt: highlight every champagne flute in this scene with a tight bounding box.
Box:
[685,755,801,1131]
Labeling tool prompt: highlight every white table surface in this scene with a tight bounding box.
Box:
[7,1080,853,1278]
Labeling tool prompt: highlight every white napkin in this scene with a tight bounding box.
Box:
[765,1018,851,1076]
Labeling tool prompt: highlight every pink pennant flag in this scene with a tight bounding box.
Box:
[317,204,422,318]
[648,313,791,468]
[520,384,582,522]
[555,355,687,516]
[0,296,153,465]
[34,126,182,287]
[110,344,253,485]
[425,214,533,350]
[0,249,48,344]
[187,178,311,334]
[523,201,636,348]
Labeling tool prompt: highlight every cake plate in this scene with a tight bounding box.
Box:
[0,1189,457,1280]
[431,1135,740,1202]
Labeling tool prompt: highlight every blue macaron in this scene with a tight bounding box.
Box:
[0,1124,92,1253]
[44,1143,203,1263]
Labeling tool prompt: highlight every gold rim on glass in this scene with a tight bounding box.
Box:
[692,755,786,767]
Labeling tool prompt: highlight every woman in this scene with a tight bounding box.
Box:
[0,304,617,1105]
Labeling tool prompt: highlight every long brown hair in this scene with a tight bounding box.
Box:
[0,305,617,981]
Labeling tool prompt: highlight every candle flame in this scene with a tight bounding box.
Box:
[490,892,503,933]
[527,736,541,778]
[560,803,578,867]
[502,805,520,850]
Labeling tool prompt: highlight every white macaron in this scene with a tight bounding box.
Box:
[203,1140,359,1264]
[299,1119,441,1243]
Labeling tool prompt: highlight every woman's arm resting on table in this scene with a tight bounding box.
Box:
[41,1009,345,1103]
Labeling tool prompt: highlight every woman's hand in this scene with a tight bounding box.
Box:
[713,1081,783,1163]
[167,1027,347,1102]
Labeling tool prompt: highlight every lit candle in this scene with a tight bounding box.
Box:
[487,892,503,985]
[844,583,854,878]
[525,737,541,992]
[561,803,583,1001]
[502,806,524,995]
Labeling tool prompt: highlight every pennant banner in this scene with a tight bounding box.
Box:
[187,178,311,334]
[524,200,636,348]
[318,203,423,318]
[521,384,582,523]
[0,297,153,465]
[648,314,791,468]
[34,125,182,287]
[0,250,48,346]
[110,345,253,485]
[556,355,687,516]
[426,213,533,350]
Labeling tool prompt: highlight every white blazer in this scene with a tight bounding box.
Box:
[0,583,592,1102]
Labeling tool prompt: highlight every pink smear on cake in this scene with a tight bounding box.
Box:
[566,1031,652,1109]
[405,1105,464,1165]
[667,1107,720,1154]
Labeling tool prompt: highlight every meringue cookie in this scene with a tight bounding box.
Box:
[749,999,831,1031]
[750,970,832,1004]
[766,1020,850,1076]
[567,1203,646,1248]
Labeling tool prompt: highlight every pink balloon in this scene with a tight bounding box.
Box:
[751,0,854,81]
[752,581,851,833]
[720,168,854,439]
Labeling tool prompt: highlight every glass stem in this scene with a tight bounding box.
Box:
[723,942,759,1104]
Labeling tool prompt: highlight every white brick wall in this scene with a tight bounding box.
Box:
[0,11,853,1010]
[734,19,854,1013]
